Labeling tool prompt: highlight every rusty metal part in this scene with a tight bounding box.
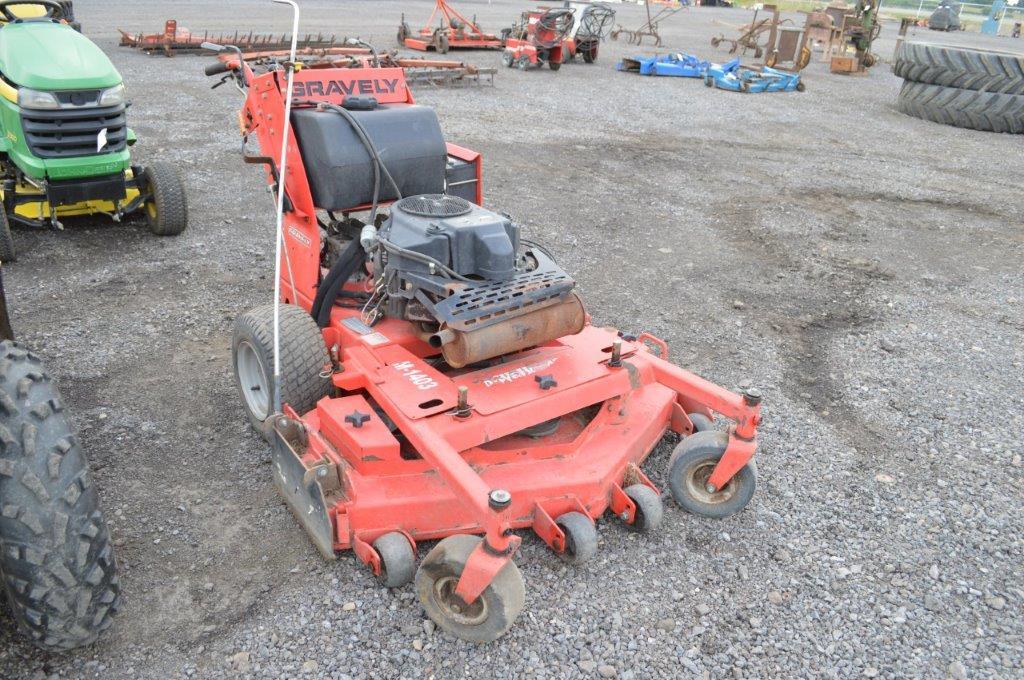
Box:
[609,0,682,47]
[433,293,585,368]
[224,49,496,86]
[118,19,339,56]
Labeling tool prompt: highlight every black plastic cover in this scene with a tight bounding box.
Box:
[290,105,447,211]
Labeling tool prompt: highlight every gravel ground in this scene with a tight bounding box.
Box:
[0,0,1022,678]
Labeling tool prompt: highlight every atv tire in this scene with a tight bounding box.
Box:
[142,162,188,236]
[896,81,1024,134]
[893,42,1024,95]
[232,304,332,440]
[0,341,119,650]
[0,208,15,263]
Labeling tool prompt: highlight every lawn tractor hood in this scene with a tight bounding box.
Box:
[0,21,120,90]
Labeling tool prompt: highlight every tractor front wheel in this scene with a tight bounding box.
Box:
[415,535,525,643]
[231,304,332,440]
[0,341,120,650]
[0,207,15,263]
[668,430,757,518]
[142,162,188,236]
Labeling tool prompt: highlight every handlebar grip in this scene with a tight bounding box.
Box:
[205,61,230,76]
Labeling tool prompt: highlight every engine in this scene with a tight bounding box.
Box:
[374,194,585,368]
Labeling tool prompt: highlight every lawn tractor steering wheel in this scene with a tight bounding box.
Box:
[534,8,575,49]
[0,0,64,22]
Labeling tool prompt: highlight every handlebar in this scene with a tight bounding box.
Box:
[205,61,230,76]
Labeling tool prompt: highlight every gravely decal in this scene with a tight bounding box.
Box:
[293,78,402,98]
[287,226,311,247]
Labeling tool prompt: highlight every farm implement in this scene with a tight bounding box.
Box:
[206,45,496,88]
[118,18,339,56]
[618,53,713,77]
[705,62,804,92]
[398,0,504,53]
[559,1,616,64]
[206,0,764,642]
[503,7,575,71]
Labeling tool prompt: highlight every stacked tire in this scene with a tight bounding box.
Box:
[893,42,1024,133]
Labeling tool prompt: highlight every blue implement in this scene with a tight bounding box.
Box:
[617,53,712,77]
[704,64,804,93]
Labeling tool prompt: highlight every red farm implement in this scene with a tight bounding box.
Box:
[397,0,504,53]
[204,2,764,642]
[118,18,338,56]
[502,7,575,71]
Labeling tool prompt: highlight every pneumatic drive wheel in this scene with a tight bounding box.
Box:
[0,341,120,650]
[142,162,188,236]
[0,208,16,263]
[416,534,525,643]
[231,304,331,441]
[668,430,757,518]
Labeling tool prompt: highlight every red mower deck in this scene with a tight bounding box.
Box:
[209,49,763,643]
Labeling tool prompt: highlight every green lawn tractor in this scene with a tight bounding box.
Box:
[0,0,187,262]
[0,263,120,650]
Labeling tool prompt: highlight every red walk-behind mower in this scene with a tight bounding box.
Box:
[207,1,763,643]
[503,7,576,71]
[397,0,504,53]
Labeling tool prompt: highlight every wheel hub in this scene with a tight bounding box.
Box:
[236,340,270,421]
[432,575,487,626]
[686,461,736,504]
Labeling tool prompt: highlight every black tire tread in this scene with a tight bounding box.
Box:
[143,162,188,236]
[232,304,331,433]
[0,208,15,263]
[893,41,1024,95]
[0,341,119,650]
[896,81,1024,134]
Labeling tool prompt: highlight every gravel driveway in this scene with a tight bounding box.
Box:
[0,0,1021,678]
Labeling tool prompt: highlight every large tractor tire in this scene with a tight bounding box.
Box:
[232,304,332,440]
[142,162,188,236]
[893,42,1024,95]
[0,341,120,650]
[0,208,15,264]
[896,81,1024,134]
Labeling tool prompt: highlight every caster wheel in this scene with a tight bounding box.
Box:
[502,51,514,68]
[415,535,525,643]
[623,484,663,533]
[373,532,416,588]
[688,412,715,433]
[668,431,757,519]
[555,512,597,564]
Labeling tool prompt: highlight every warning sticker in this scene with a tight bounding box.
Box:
[361,332,389,346]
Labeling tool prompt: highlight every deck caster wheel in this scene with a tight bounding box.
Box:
[668,431,757,519]
[373,532,416,588]
[555,512,597,564]
[688,412,715,433]
[415,535,525,643]
[623,484,663,533]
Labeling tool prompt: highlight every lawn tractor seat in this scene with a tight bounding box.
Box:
[290,103,447,211]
